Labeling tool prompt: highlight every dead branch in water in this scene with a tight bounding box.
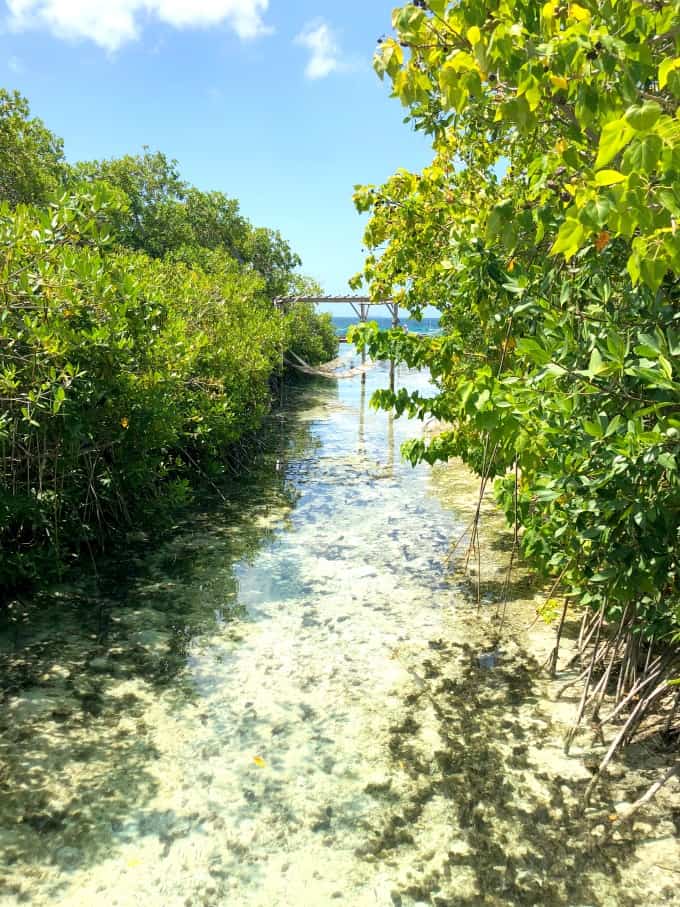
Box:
[601,765,679,836]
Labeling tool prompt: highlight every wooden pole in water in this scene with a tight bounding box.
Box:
[389,302,399,392]
[360,302,369,370]
[359,360,367,453]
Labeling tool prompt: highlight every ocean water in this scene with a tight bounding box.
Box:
[331,315,441,337]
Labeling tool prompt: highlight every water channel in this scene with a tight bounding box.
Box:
[1,349,678,906]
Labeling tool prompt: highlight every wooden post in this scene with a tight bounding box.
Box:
[359,361,367,451]
[389,302,398,391]
[360,304,369,368]
[387,409,395,475]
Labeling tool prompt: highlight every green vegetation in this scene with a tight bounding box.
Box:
[0,91,337,593]
[0,89,64,207]
[352,0,679,769]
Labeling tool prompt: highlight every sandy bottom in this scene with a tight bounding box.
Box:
[1,355,678,906]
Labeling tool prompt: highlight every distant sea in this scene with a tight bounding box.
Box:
[332,315,441,337]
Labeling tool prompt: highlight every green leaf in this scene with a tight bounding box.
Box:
[580,197,613,229]
[595,119,635,170]
[550,218,586,259]
[516,337,552,365]
[543,362,568,377]
[394,6,425,41]
[606,330,626,362]
[588,347,606,377]
[502,96,531,128]
[535,488,560,501]
[475,388,491,409]
[639,255,669,291]
[658,189,680,217]
[374,41,404,80]
[622,134,662,174]
[583,420,604,438]
[52,385,66,414]
[624,101,662,131]
[637,331,661,354]
[604,414,623,437]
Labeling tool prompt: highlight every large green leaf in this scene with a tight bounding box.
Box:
[595,119,635,170]
[624,102,662,131]
[550,218,586,258]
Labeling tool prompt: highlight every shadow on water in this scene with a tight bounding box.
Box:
[1,358,676,907]
[359,631,644,907]
[0,380,328,896]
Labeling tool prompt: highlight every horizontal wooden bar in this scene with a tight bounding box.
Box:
[274,296,392,305]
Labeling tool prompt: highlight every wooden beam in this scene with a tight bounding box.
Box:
[274,295,393,305]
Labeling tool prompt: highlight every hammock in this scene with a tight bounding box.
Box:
[284,350,375,380]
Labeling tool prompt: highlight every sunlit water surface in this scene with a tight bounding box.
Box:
[1,348,678,906]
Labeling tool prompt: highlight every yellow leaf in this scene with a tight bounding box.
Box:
[445,51,478,73]
[120,417,129,429]
[569,3,591,22]
[467,25,481,45]
[550,75,568,92]
[253,755,266,768]
[594,169,626,186]
[659,57,680,90]
[556,138,567,154]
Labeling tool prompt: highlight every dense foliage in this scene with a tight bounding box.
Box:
[0,89,64,207]
[69,151,301,298]
[352,0,679,650]
[0,93,336,592]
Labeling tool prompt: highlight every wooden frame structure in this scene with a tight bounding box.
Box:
[274,295,401,391]
[274,295,400,330]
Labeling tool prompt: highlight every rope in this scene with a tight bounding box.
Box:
[284,350,375,380]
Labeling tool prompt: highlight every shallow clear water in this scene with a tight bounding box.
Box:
[1,348,678,907]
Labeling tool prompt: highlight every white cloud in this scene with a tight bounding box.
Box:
[5,0,272,51]
[295,20,341,80]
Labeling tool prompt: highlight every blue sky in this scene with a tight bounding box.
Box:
[1,1,434,313]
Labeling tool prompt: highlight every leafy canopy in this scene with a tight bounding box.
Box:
[352,0,680,640]
[70,150,302,297]
[0,89,65,206]
[0,91,335,592]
